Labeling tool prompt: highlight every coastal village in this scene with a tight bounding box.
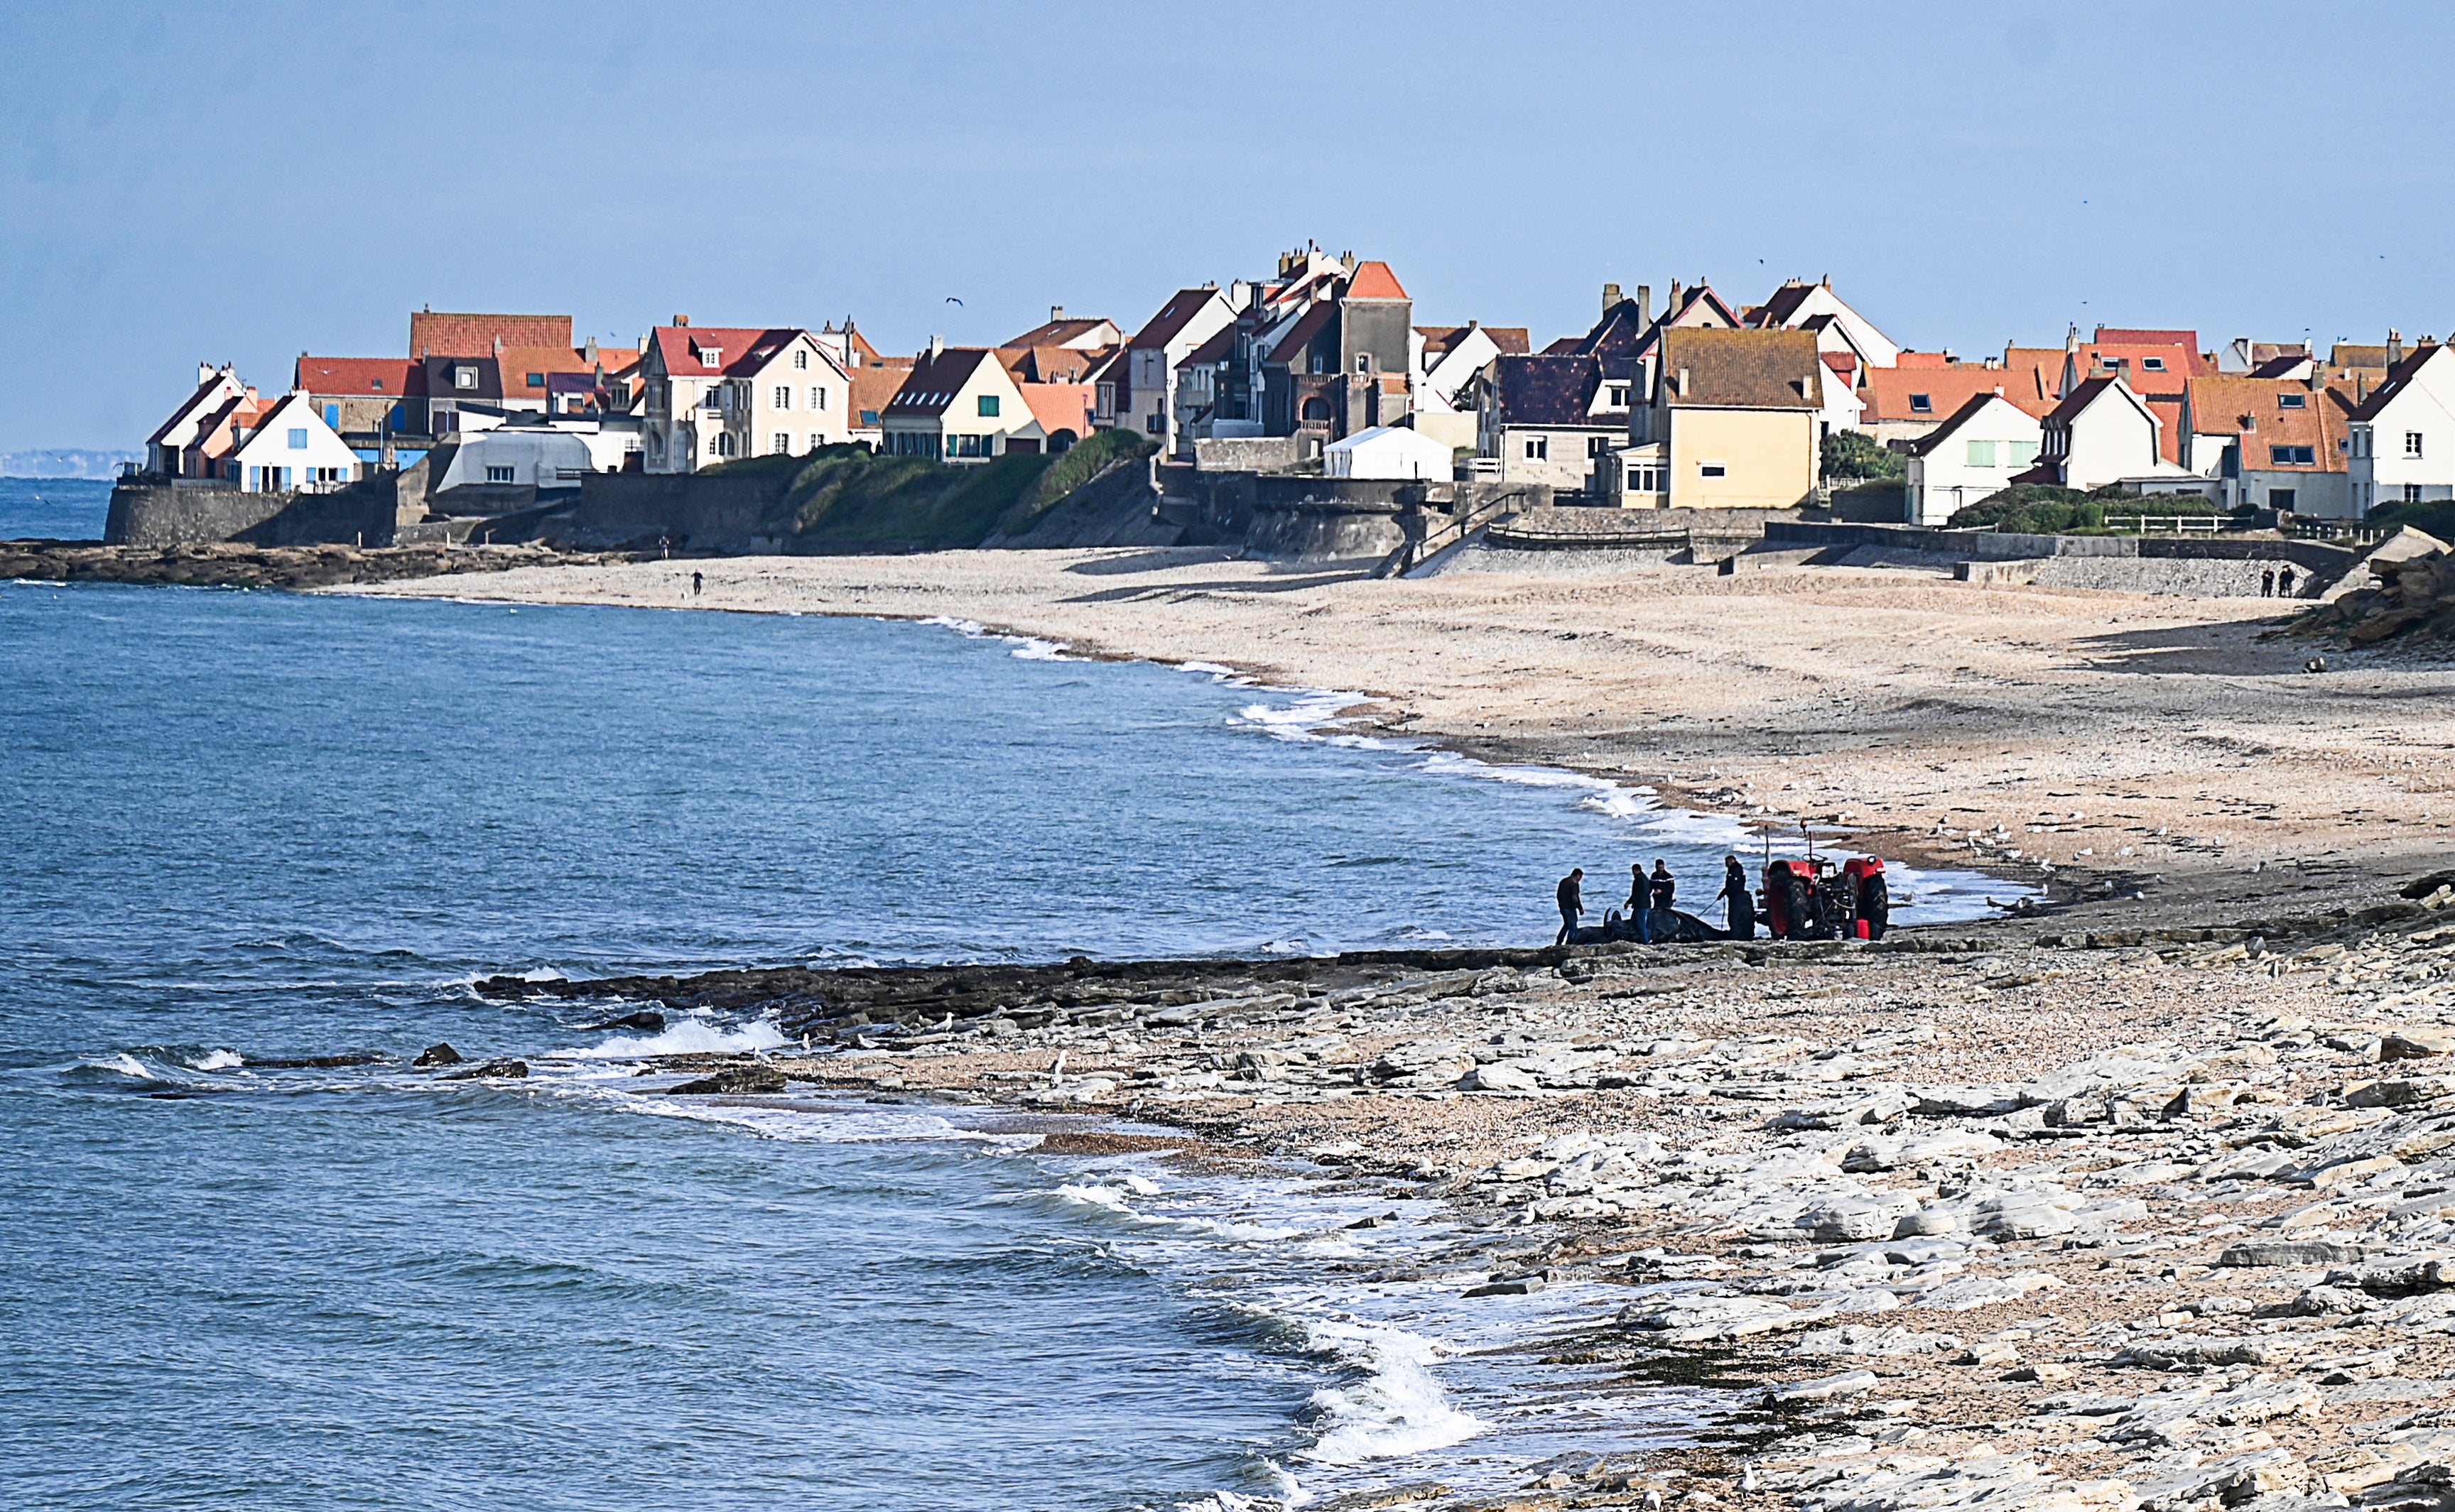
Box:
[114,247,2455,571]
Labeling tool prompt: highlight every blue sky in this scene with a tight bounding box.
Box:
[5,1,2451,450]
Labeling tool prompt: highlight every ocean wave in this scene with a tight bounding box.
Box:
[560,1015,788,1059]
[1293,1316,1483,1467]
[919,613,1075,662]
[1051,1180,1305,1243]
[193,1049,243,1070]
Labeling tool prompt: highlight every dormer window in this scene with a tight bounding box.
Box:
[454,366,478,390]
[526,372,545,388]
[369,378,384,391]
[1909,393,1932,413]
[1608,384,1630,406]
[2142,357,2166,371]
[700,348,721,369]
[2277,392,2306,408]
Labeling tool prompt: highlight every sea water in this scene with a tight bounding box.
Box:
[0,552,2006,1508]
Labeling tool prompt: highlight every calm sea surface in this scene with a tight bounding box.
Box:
[1,494,2004,1508]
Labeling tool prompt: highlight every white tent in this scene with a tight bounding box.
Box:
[1323,425,1454,480]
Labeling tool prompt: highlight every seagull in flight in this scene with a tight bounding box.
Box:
[945,295,965,305]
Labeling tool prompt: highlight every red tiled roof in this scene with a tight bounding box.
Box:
[1018,381,1094,440]
[1345,261,1409,300]
[409,311,572,359]
[646,326,810,379]
[2076,342,2204,382]
[296,357,424,398]
[847,364,905,426]
[1860,365,2054,425]
[2185,375,2354,472]
[2095,327,2198,354]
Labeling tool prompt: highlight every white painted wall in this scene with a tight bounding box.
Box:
[2350,347,2455,513]
[1325,425,1453,479]
[227,393,359,491]
[1906,397,2042,525]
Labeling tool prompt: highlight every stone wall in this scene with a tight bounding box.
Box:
[104,480,399,548]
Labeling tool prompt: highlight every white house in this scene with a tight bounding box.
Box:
[638,323,852,474]
[146,364,251,475]
[2017,376,2165,492]
[1118,285,1237,449]
[1904,393,2044,525]
[1324,425,1453,479]
[226,391,360,492]
[2349,341,2455,514]
[1411,323,1525,452]
[1750,278,1902,368]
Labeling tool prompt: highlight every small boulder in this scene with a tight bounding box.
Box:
[1461,1062,1539,1093]
[671,1064,788,1095]
[2218,1240,2363,1268]
[582,1010,667,1033]
[412,1043,463,1067]
[2383,1028,2455,1061]
[440,1058,527,1080]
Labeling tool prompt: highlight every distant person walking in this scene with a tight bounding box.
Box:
[2261,568,2276,597]
[693,570,704,597]
[1718,855,1756,941]
[1626,863,1653,943]
[2279,565,2297,597]
[1555,868,1586,946]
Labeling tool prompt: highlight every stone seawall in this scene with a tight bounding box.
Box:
[104,480,402,548]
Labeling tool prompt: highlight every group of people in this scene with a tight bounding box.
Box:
[1554,855,1758,945]
[2260,565,2299,598]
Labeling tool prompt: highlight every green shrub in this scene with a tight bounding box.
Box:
[1947,482,2230,534]
[774,447,1053,548]
[1823,429,1905,482]
[1019,428,1154,516]
[2365,499,2455,540]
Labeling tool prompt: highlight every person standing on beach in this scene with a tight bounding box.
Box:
[693,570,704,597]
[1556,869,1585,946]
[1718,855,1755,940]
[1625,863,1653,943]
[2280,565,2297,597]
[2261,568,2276,597]
[1649,861,1676,918]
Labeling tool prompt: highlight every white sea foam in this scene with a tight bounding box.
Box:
[609,1093,1042,1149]
[93,1053,152,1078]
[920,613,1074,661]
[192,1049,243,1070]
[564,1016,788,1059]
[1053,1180,1304,1242]
[1295,1316,1483,1466]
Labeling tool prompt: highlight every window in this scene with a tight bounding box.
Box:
[811,386,827,410]
[1309,352,1325,375]
[2007,440,2039,466]
[2408,432,2426,457]
[369,377,384,391]
[793,349,808,371]
[1700,462,1728,477]
[1146,412,1164,435]
[1300,397,1331,422]
[454,366,478,390]
[860,409,879,425]
[2271,489,2297,510]
[2270,445,2315,465]
[700,348,722,369]
[1524,436,1548,460]
[324,403,341,427]
[2408,484,2426,503]
[485,464,515,484]
[526,372,545,388]
[287,428,309,450]
[977,394,999,418]
[2099,356,2128,370]
[811,433,825,450]
[2277,391,2306,408]
[1608,384,1630,407]
[2142,357,2166,371]
[1095,384,1115,415]
[1966,440,1998,467]
[1587,435,1610,457]
[1355,354,1372,374]
[773,433,790,454]
[775,386,792,409]
[1909,393,1932,413]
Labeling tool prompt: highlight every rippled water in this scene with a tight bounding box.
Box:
[0,579,1997,1508]
[0,474,110,539]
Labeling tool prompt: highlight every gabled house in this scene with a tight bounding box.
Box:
[636,322,853,473]
[1411,322,1529,452]
[879,343,1084,462]
[146,364,254,476]
[1004,308,1122,351]
[1904,393,2046,525]
[1603,327,1823,510]
[1117,285,1237,451]
[1257,261,1415,456]
[222,391,362,493]
[2183,375,2357,516]
[175,387,269,482]
[2012,376,2167,491]
[293,357,423,453]
[1747,277,1902,369]
[2348,339,2455,513]
[1474,354,1622,490]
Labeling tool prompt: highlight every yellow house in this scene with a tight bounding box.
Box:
[1603,327,1823,509]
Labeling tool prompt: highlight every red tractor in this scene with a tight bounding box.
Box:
[1761,855,1890,941]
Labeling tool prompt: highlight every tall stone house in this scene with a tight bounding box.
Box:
[637,322,853,474]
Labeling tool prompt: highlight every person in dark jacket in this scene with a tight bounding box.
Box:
[1555,869,1585,946]
[1625,863,1653,943]
[1718,854,1755,940]
[1649,861,1676,916]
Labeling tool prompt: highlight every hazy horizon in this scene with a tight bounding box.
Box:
[6,0,2451,450]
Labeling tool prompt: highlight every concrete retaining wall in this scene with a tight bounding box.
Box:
[105,479,401,548]
[555,473,785,552]
[1766,521,2354,577]
[1193,437,1304,472]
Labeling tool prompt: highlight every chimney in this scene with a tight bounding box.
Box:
[928,335,945,360]
[199,361,215,386]
[1603,281,1622,316]
[1821,273,1831,287]
[1050,305,1065,322]
[1635,284,1652,325]
[1669,279,1684,312]
[2389,329,2404,364]
[492,336,504,355]
[673,315,690,327]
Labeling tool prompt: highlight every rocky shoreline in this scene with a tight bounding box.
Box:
[450,869,2455,1512]
[0,539,634,590]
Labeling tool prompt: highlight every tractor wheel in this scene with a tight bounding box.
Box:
[1861,874,1890,940]
[1782,875,1812,940]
